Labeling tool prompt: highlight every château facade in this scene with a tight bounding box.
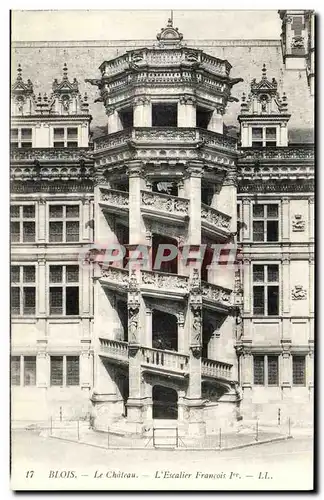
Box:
[11,11,314,433]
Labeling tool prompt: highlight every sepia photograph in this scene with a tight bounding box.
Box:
[9,8,315,491]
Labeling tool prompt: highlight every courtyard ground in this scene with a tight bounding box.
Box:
[10,429,314,491]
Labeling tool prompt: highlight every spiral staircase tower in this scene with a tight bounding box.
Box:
[86,18,243,435]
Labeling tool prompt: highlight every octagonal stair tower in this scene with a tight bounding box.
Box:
[86,18,243,435]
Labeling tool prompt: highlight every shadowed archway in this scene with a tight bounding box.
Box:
[152,385,178,420]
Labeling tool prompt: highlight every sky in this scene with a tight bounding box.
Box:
[11,10,281,41]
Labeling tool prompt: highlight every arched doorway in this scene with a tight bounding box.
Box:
[152,385,178,420]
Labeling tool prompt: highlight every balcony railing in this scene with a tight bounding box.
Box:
[240,145,314,161]
[202,358,233,380]
[99,47,230,79]
[100,187,129,208]
[141,347,189,372]
[201,281,233,306]
[141,190,189,217]
[141,269,189,292]
[10,147,92,161]
[95,127,237,152]
[201,203,231,232]
[100,266,129,287]
[99,338,128,358]
[99,340,233,382]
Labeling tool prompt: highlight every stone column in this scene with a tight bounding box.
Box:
[107,107,122,134]
[145,306,152,347]
[128,162,146,245]
[207,106,224,134]
[282,197,290,242]
[242,198,251,241]
[126,291,143,426]
[240,123,249,148]
[80,122,89,147]
[185,290,205,435]
[214,167,237,233]
[134,97,151,127]
[178,96,196,128]
[184,163,203,246]
[279,123,288,147]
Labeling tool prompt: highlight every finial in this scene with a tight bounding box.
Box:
[242,92,246,101]
[262,63,267,79]
[17,64,22,80]
[63,62,68,79]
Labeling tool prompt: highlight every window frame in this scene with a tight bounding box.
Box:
[292,355,306,386]
[10,204,36,243]
[252,202,279,242]
[252,263,280,316]
[251,126,278,147]
[10,127,33,148]
[53,126,79,148]
[253,354,280,386]
[11,264,37,316]
[50,355,80,387]
[11,355,37,386]
[48,264,80,316]
[47,203,81,243]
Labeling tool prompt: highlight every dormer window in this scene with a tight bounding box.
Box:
[252,127,277,147]
[10,127,32,148]
[53,127,78,148]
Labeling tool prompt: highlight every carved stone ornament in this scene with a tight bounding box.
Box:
[192,308,202,345]
[291,285,307,300]
[292,213,305,232]
[291,35,305,49]
[128,305,139,344]
[190,345,202,359]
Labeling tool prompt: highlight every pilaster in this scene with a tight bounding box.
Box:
[37,197,46,242]
[242,197,251,241]
[178,96,196,127]
[184,162,203,246]
[133,97,152,127]
[282,197,290,241]
[127,162,146,245]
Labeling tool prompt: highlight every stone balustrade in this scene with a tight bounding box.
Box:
[100,187,129,207]
[100,266,129,287]
[10,147,92,161]
[201,281,233,306]
[141,347,189,372]
[99,338,129,358]
[201,202,231,231]
[99,48,229,79]
[141,270,189,291]
[94,127,237,152]
[240,145,314,161]
[202,358,233,380]
[141,190,189,217]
